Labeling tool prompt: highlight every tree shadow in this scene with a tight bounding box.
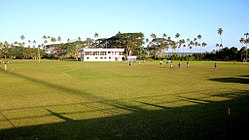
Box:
[240,75,249,78]
[1,71,249,139]
[209,77,249,84]
[0,90,248,140]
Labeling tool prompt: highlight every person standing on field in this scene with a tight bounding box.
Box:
[3,61,9,71]
[186,61,190,68]
[178,62,181,69]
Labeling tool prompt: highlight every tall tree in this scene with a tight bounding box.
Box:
[175,33,180,39]
[149,38,168,58]
[20,35,25,47]
[197,34,202,53]
[189,41,194,53]
[20,35,25,41]
[244,33,249,61]
[216,43,220,48]
[78,37,81,41]
[162,33,167,38]
[145,38,149,43]
[94,32,99,39]
[50,37,56,44]
[38,44,41,62]
[85,38,93,48]
[112,32,144,58]
[57,36,62,43]
[217,28,223,48]
[42,35,47,49]
[175,33,180,55]
[181,39,186,56]
[150,33,157,39]
[0,42,3,50]
[202,42,207,49]
[28,40,31,48]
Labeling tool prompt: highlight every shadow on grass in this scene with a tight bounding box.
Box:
[209,77,249,84]
[240,75,249,78]
[0,90,248,140]
[1,71,249,139]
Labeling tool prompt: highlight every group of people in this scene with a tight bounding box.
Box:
[161,60,190,69]
[130,60,218,70]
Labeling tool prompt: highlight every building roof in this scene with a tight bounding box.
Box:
[82,48,124,52]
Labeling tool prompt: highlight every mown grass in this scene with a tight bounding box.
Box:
[0,60,249,139]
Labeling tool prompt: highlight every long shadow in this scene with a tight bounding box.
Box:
[1,90,249,139]
[4,71,145,113]
[136,101,172,110]
[2,71,249,139]
[6,71,94,99]
[240,75,249,78]
[209,77,249,84]
[44,108,74,122]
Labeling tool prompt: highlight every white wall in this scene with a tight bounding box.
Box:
[80,48,124,62]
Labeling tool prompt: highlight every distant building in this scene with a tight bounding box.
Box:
[79,48,124,61]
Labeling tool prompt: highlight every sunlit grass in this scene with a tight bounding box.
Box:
[0,60,249,130]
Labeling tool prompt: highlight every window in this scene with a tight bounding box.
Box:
[93,51,99,55]
[95,57,98,59]
[100,52,106,55]
[85,52,92,55]
[109,57,111,59]
[100,57,103,59]
[86,57,89,59]
[119,52,123,55]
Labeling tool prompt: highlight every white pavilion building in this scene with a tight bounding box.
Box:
[80,48,125,61]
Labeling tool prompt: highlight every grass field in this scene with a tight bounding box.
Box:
[0,60,249,139]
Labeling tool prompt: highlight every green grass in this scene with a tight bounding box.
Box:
[0,60,249,139]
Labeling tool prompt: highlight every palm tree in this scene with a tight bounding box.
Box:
[50,37,56,44]
[20,35,25,41]
[244,33,249,61]
[175,33,180,39]
[197,34,202,53]
[175,33,180,56]
[240,38,245,45]
[28,40,31,48]
[42,35,47,40]
[217,28,223,48]
[44,40,48,45]
[202,42,207,48]
[94,33,99,39]
[85,38,93,48]
[42,35,47,48]
[181,39,186,56]
[38,44,41,62]
[0,42,3,50]
[216,43,220,48]
[57,36,62,43]
[189,41,194,53]
[94,33,99,47]
[239,38,245,61]
[145,38,149,43]
[162,33,167,38]
[78,37,81,41]
[20,35,25,47]
[150,33,157,39]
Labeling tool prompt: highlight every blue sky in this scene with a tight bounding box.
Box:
[1,0,249,51]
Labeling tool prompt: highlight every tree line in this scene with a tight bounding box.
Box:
[0,29,248,61]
